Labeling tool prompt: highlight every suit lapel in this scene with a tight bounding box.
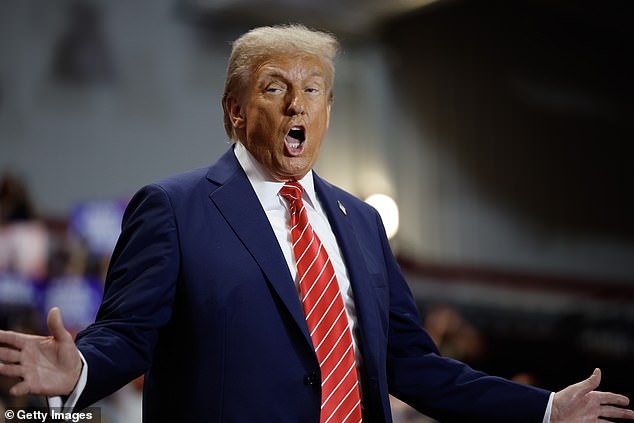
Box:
[314,175,383,374]
[206,149,313,349]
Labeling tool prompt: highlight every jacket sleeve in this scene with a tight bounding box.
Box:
[378,211,551,423]
[73,184,180,410]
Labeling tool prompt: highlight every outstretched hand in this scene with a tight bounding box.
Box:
[552,368,633,422]
[0,307,82,396]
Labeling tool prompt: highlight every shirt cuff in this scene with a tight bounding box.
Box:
[47,350,88,411]
[542,391,555,423]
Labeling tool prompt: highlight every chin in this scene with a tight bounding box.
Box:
[278,161,311,180]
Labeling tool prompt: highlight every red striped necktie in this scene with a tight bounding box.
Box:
[280,181,362,423]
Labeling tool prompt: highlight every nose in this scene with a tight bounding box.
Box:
[287,92,306,115]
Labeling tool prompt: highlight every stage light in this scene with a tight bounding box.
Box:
[365,194,399,239]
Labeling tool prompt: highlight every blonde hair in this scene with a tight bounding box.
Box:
[221,24,340,140]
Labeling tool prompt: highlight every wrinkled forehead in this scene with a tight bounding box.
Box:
[254,55,329,83]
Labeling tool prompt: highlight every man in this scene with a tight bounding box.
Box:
[0,24,632,423]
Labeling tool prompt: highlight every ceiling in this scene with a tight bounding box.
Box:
[179,0,442,36]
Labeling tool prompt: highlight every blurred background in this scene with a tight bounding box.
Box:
[1,0,632,421]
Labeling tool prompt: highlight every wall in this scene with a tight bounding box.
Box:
[1,0,230,215]
[381,0,634,281]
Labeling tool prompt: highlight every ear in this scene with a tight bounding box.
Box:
[227,96,245,129]
[325,103,331,129]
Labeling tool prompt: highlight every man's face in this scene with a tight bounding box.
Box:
[228,54,332,181]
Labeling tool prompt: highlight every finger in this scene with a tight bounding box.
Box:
[47,307,73,343]
[594,391,631,407]
[0,346,21,363]
[0,329,27,349]
[574,368,601,394]
[599,405,634,420]
[0,362,23,377]
[9,380,31,397]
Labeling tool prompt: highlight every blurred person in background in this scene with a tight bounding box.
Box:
[1,24,633,423]
[423,304,486,365]
[0,173,48,280]
[0,172,36,223]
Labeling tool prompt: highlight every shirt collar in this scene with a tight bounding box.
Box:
[233,142,319,211]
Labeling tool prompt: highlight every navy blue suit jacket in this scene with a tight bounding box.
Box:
[74,147,550,422]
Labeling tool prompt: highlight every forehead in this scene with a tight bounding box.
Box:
[254,54,328,81]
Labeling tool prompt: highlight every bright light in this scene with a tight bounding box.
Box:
[365,194,399,239]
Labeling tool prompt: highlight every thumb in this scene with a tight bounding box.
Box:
[47,307,72,342]
[578,368,601,394]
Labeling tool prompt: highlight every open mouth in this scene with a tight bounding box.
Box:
[284,126,306,155]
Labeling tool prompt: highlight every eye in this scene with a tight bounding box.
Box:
[304,87,320,94]
[265,82,286,94]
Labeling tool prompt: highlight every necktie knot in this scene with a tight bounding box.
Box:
[280,181,304,210]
